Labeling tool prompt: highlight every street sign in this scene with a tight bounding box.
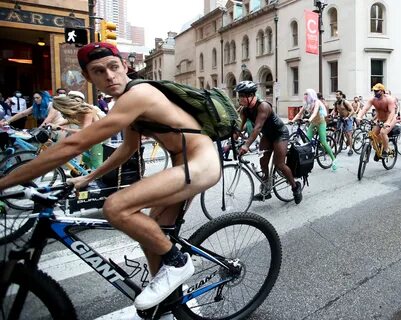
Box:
[64,28,88,45]
[273,81,281,98]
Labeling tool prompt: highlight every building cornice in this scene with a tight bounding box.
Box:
[322,49,342,56]
[220,4,276,34]
[285,57,301,63]
[364,48,393,53]
[191,7,224,27]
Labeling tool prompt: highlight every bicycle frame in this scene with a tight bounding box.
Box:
[366,130,383,157]
[3,205,235,314]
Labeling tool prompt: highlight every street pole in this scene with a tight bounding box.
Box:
[88,0,97,104]
[274,12,278,114]
[314,0,327,94]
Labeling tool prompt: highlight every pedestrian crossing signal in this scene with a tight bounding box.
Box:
[64,28,88,45]
[100,20,117,46]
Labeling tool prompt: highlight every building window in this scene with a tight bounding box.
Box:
[242,35,249,60]
[233,3,243,20]
[256,30,264,56]
[159,58,161,67]
[199,27,204,40]
[199,78,204,89]
[370,3,384,33]
[329,61,338,93]
[199,53,204,71]
[250,0,261,12]
[230,41,236,62]
[266,27,273,53]
[328,8,338,37]
[213,78,218,87]
[224,42,230,64]
[291,67,299,95]
[291,21,298,47]
[371,59,384,87]
[212,48,217,68]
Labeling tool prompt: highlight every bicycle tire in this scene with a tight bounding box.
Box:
[397,135,401,156]
[272,168,301,202]
[2,159,66,211]
[0,150,36,174]
[0,263,77,319]
[0,206,35,245]
[382,139,397,170]
[352,131,366,154]
[357,143,370,180]
[174,212,282,320]
[316,135,337,169]
[200,164,254,220]
[141,140,170,177]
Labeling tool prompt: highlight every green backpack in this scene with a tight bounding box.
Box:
[125,80,241,141]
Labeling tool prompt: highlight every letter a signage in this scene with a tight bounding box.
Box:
[305,10,319,55]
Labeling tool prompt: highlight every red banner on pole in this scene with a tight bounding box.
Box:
[305,10,319,55]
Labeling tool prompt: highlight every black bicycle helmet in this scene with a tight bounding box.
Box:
[235,81,257,94]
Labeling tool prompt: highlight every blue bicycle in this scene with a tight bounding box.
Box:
[0,184,281,320]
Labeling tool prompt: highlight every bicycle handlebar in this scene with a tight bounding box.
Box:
[0,183,74,202]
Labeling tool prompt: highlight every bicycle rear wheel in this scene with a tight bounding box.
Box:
[200,164,254,220]
[272,168,302,202]
[1,160,66,211]
[316,135,337,169]
[175,212,282,320]
[382,139,397,170]
[0,263,77,319]
[142,140,170,177]
[358,143,371,180]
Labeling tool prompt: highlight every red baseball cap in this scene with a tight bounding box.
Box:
[77,42,121,70]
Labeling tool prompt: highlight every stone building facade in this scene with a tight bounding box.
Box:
[172,0,401,116]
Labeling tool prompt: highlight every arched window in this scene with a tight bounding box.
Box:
[328,8,338,37]
[265,27,273,53]
[291,21,298,47]
[199,53,204,71]
[256,30,264,55]
[212,48,217,68]
[224,42,230,64]
[242,35,249,60]
[230,40,236,62]
[370,3,384,33]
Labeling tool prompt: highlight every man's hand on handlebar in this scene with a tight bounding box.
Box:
[238,144,249,156]
[67,175,92,191]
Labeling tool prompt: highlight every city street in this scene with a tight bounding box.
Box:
[11,149,400,320]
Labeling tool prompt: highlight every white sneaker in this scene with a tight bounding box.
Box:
[134,253,194,310]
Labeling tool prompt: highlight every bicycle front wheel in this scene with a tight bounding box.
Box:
[141,140,170,177]
[0,263,77,319]
[382,139,397,170]
[358,143,371,180]
[352,131,366,154]
[200,164,254,220]
[316,135,337,169]
[175,212,282,320]
[2,160,66,211]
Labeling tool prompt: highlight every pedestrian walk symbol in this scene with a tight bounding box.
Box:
[64,28,88,45]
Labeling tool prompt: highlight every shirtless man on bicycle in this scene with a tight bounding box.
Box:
[0,42,221,312]
[356,83,397,158]
[331,90,354,156]
[235,81,302,204]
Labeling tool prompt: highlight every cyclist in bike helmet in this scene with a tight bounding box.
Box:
[235,80,302,204]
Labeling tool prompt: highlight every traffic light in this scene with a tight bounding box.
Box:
[100,20,117,46]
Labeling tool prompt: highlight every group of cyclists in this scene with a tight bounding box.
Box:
[0,41,399,318]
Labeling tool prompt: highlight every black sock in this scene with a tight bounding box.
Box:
[162,245,187,268]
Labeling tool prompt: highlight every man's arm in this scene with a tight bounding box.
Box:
[1,107,33,126]
[385,96,397,126]
[344,100,354,117]
[245,104,268,149]
[357,98,373,119]
[308,101,320,122]
[73,128,140,188]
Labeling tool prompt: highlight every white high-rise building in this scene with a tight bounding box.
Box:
[95,0,129,39]
[204,0,228,14]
